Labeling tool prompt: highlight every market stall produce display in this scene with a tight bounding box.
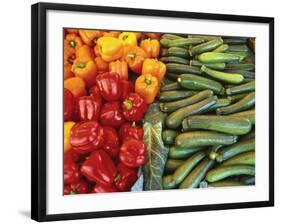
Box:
[63,29,255,194]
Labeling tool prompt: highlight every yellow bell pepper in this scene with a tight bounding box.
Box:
[141,58,166,82]
[64,121,76,152]
[96,37,123,62]
[118,32,137,48]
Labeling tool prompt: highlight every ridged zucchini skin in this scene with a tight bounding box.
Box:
[221,151,255,166]
[198,52,244,63]
[189,38,223,56]
[226,81,255,95]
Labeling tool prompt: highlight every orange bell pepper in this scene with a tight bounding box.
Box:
[118,32,137,48]
[94,45,101,57]
[64,48,76,65]
[64,121,76,152]
[135,73,159,104]
[97,37,123,62]
[64,77,86,98]
[65,34,83,53]
[72,57,97,87]
[144,33,162,39]
[76,45,94,59]
[102,31,121,38]
[133,32,142,40]
[123,46,147,73]
[109,60,128,81]
[65,28,79,34]
[142,58,166,82]
[140,39,160,58]
[79,29,102,46]
[95,57,109,74]
[64,63,74,80]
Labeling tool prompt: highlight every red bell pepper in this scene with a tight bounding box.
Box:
[80,150,117,186]
[92,184,118,193]
[122,93,147,122]
[77,96,101,121]
[96,72,121,101]
[64,88,75,121]
[120,80,134,101]
[64,149,80,163]
[119,138,147,168]
[89,85,102,100]
[64,159,80,184]
[102,126,120,158]
[115,163,138,191]
[64,180,91,195]
[70,121,104,154]
[119,122,143,142]
[100,101,125,128]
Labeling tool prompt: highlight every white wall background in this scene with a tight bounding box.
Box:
[0,0,279,223]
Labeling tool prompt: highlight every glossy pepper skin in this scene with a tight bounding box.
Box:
[140,39,160,58]
[92,184,118,193]
[100,101,125,128]
[64,180,91,195]
[135,73,159,104]
[64,77,86,98]
[89,85,102,99]
[72,57,97,87]
[96,72,121,101]
[119,123,143,142]
[115,163,138,191]
[64,33,83,53]
[70,121,104,154]
[123,46,147,73]
[80,150,117,186]
[64,88,75,121]
[94,57,109,74]
[109,60,128,81]
[120,80,134,101]
[78,29,102,47]
[122,93,147,122]
[119,138,147,168]
[96,37,123,62]
[64,63,74,80]
[102,31,121,38]
[102,127,120,158]
[142,58,166,82]
[118,32,137,48]
[76,45,94,59]
[64,159,80,184]
[77,96,101,121]
[64,121,76,153]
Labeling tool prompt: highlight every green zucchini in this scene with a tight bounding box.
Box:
[206,165,255,182]
[167,47,190,58]
[208,180,243,187]
[188,35,219,41]
[167,63,202,75]
[229,109,255,124]
[160,48,168,57]
[216,92,255,115]
[198,52,244,63]
[240,175,255,185]
[201,98,231,113]
[165,73,180,81]
[216,138,255,162]
[227,44,249,52]
[223,69,255,79]
[226,81,255,95]
[160,82,181,91]
[223,37,247,45]
[161,34,183,40]
[179,158,215,189]
[166,96,217,129]
[160,90,213,113]
[221,151,255,166]
[227,93,248,103]
[162,130,179,145]
[175,131,238,148]
[168,146,204,159]
[213,44,229,53]
[225,63,255,71]
[201,65,244,84]
[190,60,226,70]
[160,38,204,48]
[225,51,248,59]
[189,38,223,56]
[160,56,189,65]
[158,90,197,102]
[162,175,177,189]
[165,159,185,173]
[173,151,207,184]
[177,74,225,95]
[182,115,252,135]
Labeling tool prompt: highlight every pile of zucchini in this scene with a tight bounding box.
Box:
[159,34,255,189]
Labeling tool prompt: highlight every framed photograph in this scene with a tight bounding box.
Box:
[31,2,274,222]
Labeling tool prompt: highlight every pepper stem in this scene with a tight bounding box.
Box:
[123,100,133,110]
[144,78,152,85]
[69,40,76,48]
[76,62,87,69]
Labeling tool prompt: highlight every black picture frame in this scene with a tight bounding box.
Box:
[31,2,274,222]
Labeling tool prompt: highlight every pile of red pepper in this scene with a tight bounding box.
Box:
[63,29,164,194]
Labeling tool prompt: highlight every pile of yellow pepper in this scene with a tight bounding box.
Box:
[64,29,165,104]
